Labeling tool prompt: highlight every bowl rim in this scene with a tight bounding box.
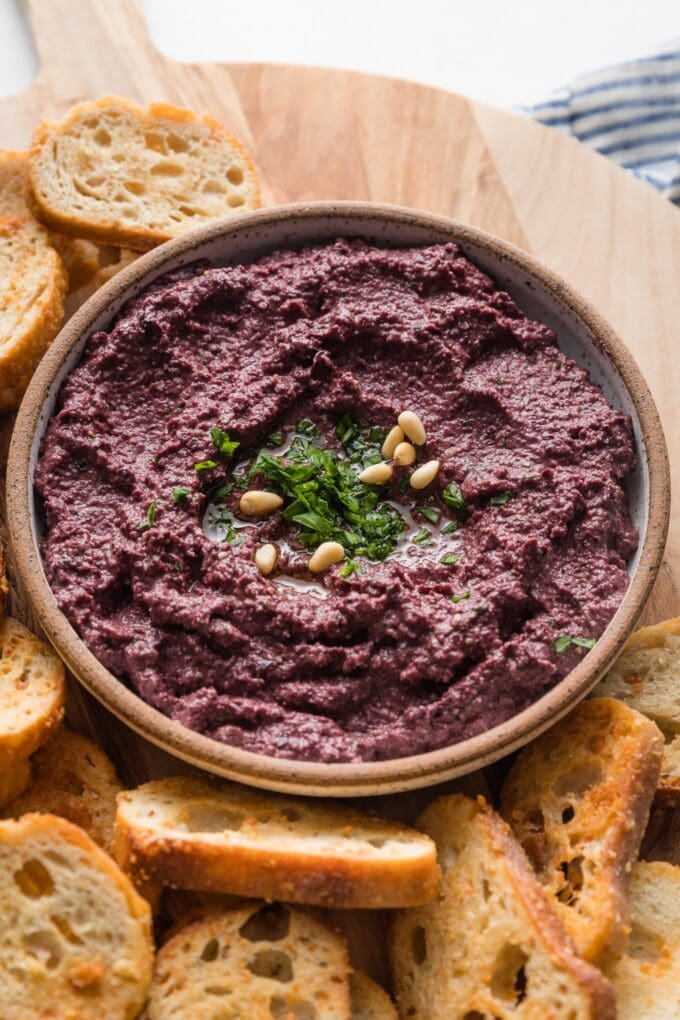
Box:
[6,200,671,796]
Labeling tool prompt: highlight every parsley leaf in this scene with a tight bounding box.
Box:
[266,430,284,448]
[440,553,460,565]
[555,634,596,654]
[210,427,240,458]
[335,413,385,467]
[296,419,318,438]
[416,506,440,525]
[450,590,471,603]
[490,491,512,506]
[194,459,217,473]
[138,499,157,532]
[339,558,365,578]
[442,481,466,512]
[412,527,431,545]
[442,520,459,535]
[172,487,189,504]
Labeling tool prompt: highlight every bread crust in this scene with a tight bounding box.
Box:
[0,149,67,409]
[0,615,65,762]
[28,95,261,251]
[350,969,398,1019]
[501,696,662,966]
[596,616,680,802]
[389,794,616,1019]
[2,726,124,851]
[114,776,439,909]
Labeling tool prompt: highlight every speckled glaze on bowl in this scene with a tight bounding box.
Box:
[7,202,670,796]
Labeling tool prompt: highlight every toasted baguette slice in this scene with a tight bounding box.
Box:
[96,246,138,286]
[3,726,123,851]
[389,794,615,1020]
[115,776,439,909]
[0,616,65,788]
[596,616,680,801]
[607,860,680,1018]
[28,96,261,250]
[351,970,398,1019]
[146,902,351,1019]
[0,812,153,1019]
[0,150,67,410]
[501,696,662,965]
[49,233,101,291]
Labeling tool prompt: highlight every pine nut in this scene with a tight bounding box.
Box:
[308,541,345,573]
[254,543,278,576]
[239,490,284,517]
[410,460,440,490]
[393,441,416,467]
[398,410,426,446]
[358,461,393,485]
[381,425,404,459]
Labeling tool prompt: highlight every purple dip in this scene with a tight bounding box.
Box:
[36,240,638,762]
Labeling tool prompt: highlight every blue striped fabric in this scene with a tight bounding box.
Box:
[526,41,680,205]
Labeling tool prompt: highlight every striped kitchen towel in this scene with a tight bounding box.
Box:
[527,41,680,205]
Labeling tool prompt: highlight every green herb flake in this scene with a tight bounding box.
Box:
[266,430,284,448]
[412,527,431,545]
[194,459,217,473]
[339,559,364,578]
[138,499,157,532]
[442,481,466,512]
[440,553,460,565]
[296,419,318,438]
[210,427,240,458]
[442,520,459,535]
[572,636,597,650]
[450,590,471,604]
[554,634,596,654]
[490,491,512,506]
[416,506,440,525]
[207,480,234,502]
[172,486,189,504]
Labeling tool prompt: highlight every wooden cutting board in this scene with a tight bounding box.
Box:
[2,0,680,982]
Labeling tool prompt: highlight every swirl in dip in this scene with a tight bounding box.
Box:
[36,240,638,762]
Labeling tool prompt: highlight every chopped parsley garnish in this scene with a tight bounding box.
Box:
[248,420,404,561]
[138,499,157,532]
[490,491,512,506]
[412,527,431,545]
[339,558,365,578]
[554,634,597,654]
[194,459,217,473]
[442,520,459,535]
[266,430,284,448]
[172,486,189,504]
[207,480,233,502]
[442,481,466,513]
[335,413,385,467]
[416,506,440,525]
[440,553,460,565]
[296,419,318,438]
[450,590,471,603]
[210,427,240,458]
[208,507,242,545]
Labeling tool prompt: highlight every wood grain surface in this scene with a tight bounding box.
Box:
[1,0,679,978]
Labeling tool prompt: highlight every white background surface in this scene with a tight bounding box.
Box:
[0,0,678,107]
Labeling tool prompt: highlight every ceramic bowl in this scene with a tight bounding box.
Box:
[7,202,670,796]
